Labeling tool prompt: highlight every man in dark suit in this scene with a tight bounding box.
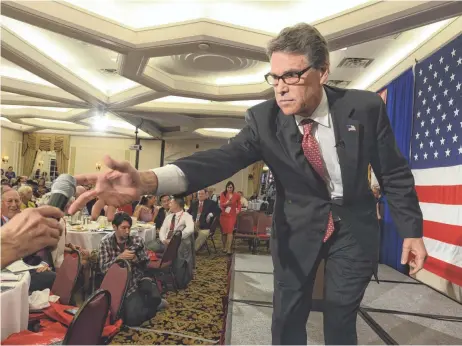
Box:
[154,194,171,230]
[71,23,427,345]
[188,189,221,251]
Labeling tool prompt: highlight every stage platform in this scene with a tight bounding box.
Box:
[225,254,462,345]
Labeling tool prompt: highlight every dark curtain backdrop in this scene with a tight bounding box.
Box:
[379,68,415,273]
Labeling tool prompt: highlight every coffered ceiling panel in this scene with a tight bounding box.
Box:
[1,0,461,140]
[61,0,372,32]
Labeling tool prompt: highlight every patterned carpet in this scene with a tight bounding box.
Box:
[111,234,270,344]
[112,235,229,345]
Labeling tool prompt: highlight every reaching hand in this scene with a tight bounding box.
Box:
[68,155,158,221]
[401,238,428,275]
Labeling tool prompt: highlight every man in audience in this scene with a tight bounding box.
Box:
[148,197,194,253]
[99,212,166,325]
[207,187,218,202]
[189,189,221,251]
[154,194,171,230]
[1,188,57,291]
[237,191,249,209]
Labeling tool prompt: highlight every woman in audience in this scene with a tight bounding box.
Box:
[219,181,241,255]
[18,185,36,210]
[133,195,159,223]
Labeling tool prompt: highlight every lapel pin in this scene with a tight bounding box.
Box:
[346,125,356,132]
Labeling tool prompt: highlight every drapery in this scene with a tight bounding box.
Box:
[22,133,70,177]
[251,161,264,196]
[379,68,414,273]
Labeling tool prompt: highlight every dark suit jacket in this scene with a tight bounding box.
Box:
[154,207,168,230]
[173,86,423,284]
[188,199,220,229]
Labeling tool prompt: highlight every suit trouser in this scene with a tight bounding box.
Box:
[195,229,210,251]
[272,220,374,345]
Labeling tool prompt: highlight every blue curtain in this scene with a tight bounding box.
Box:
[379,68,414,273]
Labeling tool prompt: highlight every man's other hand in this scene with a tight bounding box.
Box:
[401,238,428,275]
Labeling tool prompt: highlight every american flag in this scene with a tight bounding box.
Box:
[410,34,462,287]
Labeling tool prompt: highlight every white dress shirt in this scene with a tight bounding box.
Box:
[294,88,343,198]
[152,88,343,199]
[159,210,194,242]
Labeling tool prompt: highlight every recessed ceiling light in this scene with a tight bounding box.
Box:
[92,115,108,131]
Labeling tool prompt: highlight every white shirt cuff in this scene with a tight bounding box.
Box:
[151,164,188,195]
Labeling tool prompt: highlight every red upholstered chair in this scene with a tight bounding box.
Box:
[52,250,82,305]
[63,289,111,345]
[255,213,272,252]
[233,211,257,253]
[99,259,131,324]
[28,250,81,332]
[147,231,182,291]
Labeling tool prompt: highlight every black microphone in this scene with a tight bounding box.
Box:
[24,174,76,270]
[47,174,77,211]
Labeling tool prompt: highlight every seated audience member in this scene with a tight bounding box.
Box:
[207,187,218,202]
[18,185,36,210]
[133,195,158,222]
[99,212,166,326]
[154,194,171,230]
[5,166,16,180]
[147,197,194,253]
[189,189,221,251]
[238,191,249,209]
[1,188,56,292]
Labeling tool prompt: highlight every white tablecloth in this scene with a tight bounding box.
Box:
[66,225,157,251]
[1,271,31,341]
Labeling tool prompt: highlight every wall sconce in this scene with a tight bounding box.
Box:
[95,162,102,171]
[38,160,44,167]
[2,156,9,164]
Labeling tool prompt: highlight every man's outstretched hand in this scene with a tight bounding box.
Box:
[68,155,158,221]
[401,237,428,275]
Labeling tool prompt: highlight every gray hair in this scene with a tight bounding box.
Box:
[266,23,329,70]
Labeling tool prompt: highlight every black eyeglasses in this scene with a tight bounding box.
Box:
[264,66,312,86]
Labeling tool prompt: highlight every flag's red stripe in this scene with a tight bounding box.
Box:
[415,184,462,205]
[424,256,462,287]
[424,220,462,246]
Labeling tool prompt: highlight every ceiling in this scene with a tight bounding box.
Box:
[1,1,461,140]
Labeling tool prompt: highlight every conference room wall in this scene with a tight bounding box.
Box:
[67,135,249,195]
[0,127,23,175]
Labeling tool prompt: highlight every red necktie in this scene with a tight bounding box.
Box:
[167,214,176,239]
[301,120,334,242]
[199,202,203,214]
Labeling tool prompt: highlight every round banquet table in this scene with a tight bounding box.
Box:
[1,271,31,341]
[66,225,157,251]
